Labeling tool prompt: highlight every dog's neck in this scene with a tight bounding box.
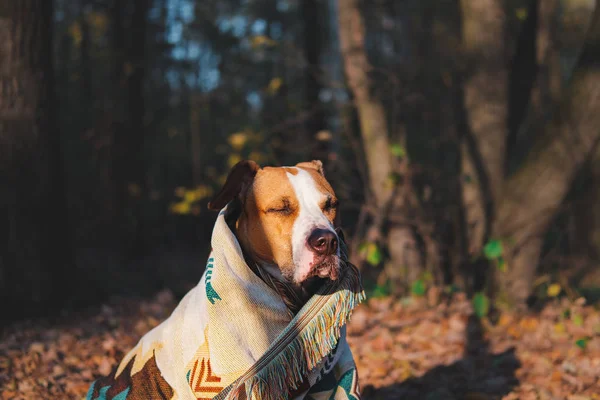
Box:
[243,253,316,315]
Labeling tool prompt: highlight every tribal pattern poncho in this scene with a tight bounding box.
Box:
[87,209,365,400]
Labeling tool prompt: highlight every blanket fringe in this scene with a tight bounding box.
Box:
[240,263,365,400]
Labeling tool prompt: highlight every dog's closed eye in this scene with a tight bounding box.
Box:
[266,198,295,215]
[322,196,339,212]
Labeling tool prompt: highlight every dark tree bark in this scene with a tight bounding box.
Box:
[507,0,539,166]
[492,2,600,307]
[302,0,328,164]
[79,1,93,125]
[111,0,149,256]
[337,0,424,291]
[459,0,508,258]
[110,0,127,223]
[0,0,73,317]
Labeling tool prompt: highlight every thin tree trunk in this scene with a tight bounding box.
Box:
[302,0,328,164]
[110,0,126,225]
[337,0,423,291]
[459,0,508,257]
[79,2,93,125]
[126,0,149,255]
[492,2,600,306]
[337,0,392,209]
[0,0,72,317]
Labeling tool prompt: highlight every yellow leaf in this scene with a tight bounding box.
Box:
[554,322,566,334]
[228,132,248,150]
[184,190,199,203]
[193,185,213,200]
[547,283,561,297]
[169,202,190,214]
[266,77,283,95]
[228,154,242,168]
[250,35,277,49]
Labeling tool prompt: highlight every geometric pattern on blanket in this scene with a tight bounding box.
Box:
[86,206,365,399]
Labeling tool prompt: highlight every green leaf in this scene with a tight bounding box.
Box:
[372,282,391,298]
[483,239,503,260]
[497,257,507,272]
[365,243,382,266]
[390,143,406,158]
[462,174,473,184]
[411,279,426,297]
[573,314,584,327]
[472,292,490,318]
[575,337,590,350]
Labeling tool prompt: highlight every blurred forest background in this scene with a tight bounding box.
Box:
[1,0,600,321]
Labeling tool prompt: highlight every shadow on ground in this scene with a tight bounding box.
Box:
[362,315,521,400]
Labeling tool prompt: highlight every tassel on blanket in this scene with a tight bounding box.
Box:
[225,260,365,400]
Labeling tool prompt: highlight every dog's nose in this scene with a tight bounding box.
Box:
[308,229,338,256]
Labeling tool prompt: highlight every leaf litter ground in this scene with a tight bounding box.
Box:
[1,289,599,399]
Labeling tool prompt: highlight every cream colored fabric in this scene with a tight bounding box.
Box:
[107,208,363,400]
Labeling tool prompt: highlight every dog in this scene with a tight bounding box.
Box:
[208,159,343,313]
[86,160,362,400]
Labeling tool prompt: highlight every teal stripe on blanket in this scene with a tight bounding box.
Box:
[85,381,130,400]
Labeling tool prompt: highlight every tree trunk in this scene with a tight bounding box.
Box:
[534,0,561,117]
[125,0,148,255]
[337,0,392,209]
[110,0,126,225]
[574,147,600,263]
[80,1,93,125]
[111,0,148,256]
[508,0,562,170]
[459,0,508,257]
[0,0,72,317]
[492,2,600,306]
[337,0,423,291]
[302,0,328,164]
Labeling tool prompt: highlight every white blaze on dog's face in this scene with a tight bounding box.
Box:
[286,167,339,283]
[225,160,340,285]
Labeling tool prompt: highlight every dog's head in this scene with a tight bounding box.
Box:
[208,160,341,286]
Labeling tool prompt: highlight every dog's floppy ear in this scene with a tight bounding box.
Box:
[208,160,259,210]
[296,160,324,176]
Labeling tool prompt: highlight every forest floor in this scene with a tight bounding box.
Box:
[1,289,599,400]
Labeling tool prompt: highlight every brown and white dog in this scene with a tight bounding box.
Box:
[86,159,358,400]
[208,159,342,313]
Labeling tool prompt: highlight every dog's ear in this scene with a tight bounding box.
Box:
[296,160,324,176]
[208,160,259,210]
